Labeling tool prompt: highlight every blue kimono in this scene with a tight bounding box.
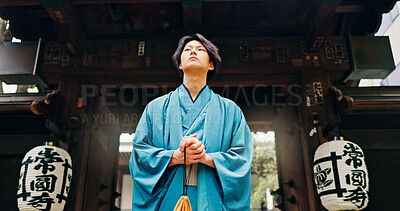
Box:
[129,84,253,210]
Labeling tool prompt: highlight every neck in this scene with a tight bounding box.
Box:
[182,74,207,100]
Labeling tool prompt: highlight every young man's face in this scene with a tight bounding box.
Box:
[179,40,214,75]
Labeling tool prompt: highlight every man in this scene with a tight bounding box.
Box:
[129,34,253,210]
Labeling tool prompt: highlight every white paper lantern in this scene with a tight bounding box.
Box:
[313,139,369,211]
[17,144,73,211]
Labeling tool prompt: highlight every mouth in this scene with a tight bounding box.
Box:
[189,57,198,61]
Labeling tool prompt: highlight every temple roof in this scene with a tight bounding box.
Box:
[0,1,397,47]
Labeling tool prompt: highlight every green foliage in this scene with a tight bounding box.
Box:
[250,137,279,209]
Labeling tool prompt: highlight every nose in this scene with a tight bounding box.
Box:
[190,49,196,55]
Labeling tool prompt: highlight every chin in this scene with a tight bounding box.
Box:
[183,67,208,74]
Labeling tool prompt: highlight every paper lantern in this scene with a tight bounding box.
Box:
[313,139,369,210]
[17,144,73,211]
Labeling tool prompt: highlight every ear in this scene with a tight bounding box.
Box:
[179,63,182,69]
[209,62,214,71]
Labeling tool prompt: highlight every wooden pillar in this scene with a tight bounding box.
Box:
[275,95,311,211]
[274,71,337,210]
[55,76,120,211]
[297,71,336,211]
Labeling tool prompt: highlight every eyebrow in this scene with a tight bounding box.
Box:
[184,44,205,48]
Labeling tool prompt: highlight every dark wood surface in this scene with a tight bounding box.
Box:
[0,135,49,155]
[274,95,311,211]
[0,113,50,210]
[337,105,400,210]
[54,77,120,211]
[81,96,120,211]
[363,150,400,211]
[0,155,23,211]
[0,0,395,57]
[341,129,400,150]
[295,72,337,211]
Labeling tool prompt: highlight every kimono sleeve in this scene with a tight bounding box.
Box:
[209,111,253,210]
[129,104,174,195]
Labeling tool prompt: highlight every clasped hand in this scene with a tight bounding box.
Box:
[178,133,206,164]
[169,133,215,168]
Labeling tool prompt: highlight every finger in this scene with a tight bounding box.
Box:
[185,139,199,147]
[195,144,205,154]
[183,133,197,140]
[185,135,199,142]
[194,148,205,158]
[189,134,199,141]
[196,150,206,160]
[188,141,202,150]
[182,135,195,141]
[185,156,194,164]
[179,140,186,152]
[188,144,205,155]
[190,152,205,163]
[187,156,199,163]
[180,137,186,146]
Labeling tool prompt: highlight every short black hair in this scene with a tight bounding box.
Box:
[172,33,222,81]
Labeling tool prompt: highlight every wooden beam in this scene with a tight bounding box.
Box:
[45,0,87,55]
[91,28,304,40]
[247,121,274,132]
[0,93,47,104]
[340,86,400,112]
[304,1,341,46]
[346,100,400,115]
[67,74,296,87]
[0,0,294,6]
[340,86,400,98]
[25,9,50,18]
[340,129,400,150]
[181,0,203,33]
[0,0,293,5]
[0,0,40,6]
[0,134,49,155]
[69,0,290,4]
[71,0,180,3]
[0,104,31,112]
[335,5,368,13]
